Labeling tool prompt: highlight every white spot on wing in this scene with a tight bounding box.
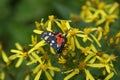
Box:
[50,43,53,46]
[49,32,52,36]
[51,40,55,43]
[44,36,49,40]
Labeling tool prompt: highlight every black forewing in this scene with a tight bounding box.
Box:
[41,31,58,50]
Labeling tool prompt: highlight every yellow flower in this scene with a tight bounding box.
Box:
[80,46,91,56]
[34,15,58,33]
[80,5,93,22]
[87,53,116,74]
[30,52,60,80]
[67,28,83,51]
[35,18,44,29]
[58,56,67,64]
[77,27,101,47]
[9,43,28,68]
[84,44,103,63]
[78,61,96,80]
[55,20,71,33]
[80,0,119,26]
[63,60,95,80]
[27,47,50,65]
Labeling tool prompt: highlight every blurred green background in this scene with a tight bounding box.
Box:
[0,0,120,80]
[0,0,86,51]
[0,0,119,51]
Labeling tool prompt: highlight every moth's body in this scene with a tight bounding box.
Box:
[41,31,66,54]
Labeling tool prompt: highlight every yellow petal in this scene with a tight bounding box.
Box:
[48,15,54,20]
[31,52,42,64]
[64,69,79,80]
[84,54,94,63]
[87,64,105,68]
[50,47,56,54]
[58,56,67,64]
[34,70,42,80]
[48,66,60,72]
[55,21,64,32]
[104,72,114,80]
[26,55,37,65]
[44,70,53,80]
[47,21,52,31]
[65,20,71,29]
[109,2,119,14]
[1,51,9,63]
[25,74,30,80]
[89,57,96,64]
[97,31,102,41]
[85,69,95,80]
[26,61,36,66]
[115,38,119,44]
[76,34,87,38]
[33,30,43,34]
[35,21,40,28]
[9,54,20,60]
[96,56,104,62]
[0,72,5,80]
[90,34,101,47]
[96,17,106,26]
[71,37,75,51]
[29,35,37,46]
[74,36,82,49]
[15,57,24,68]
[104,22,110,35]
[105,65,110,73]
[33,40,46,49]
[87,37,93,42]
[91,44,97,53]
[15,43,22,50]
[10,49,23,54]
[33,64,41,74]
[28,40,46,54]
[50,70,54,77]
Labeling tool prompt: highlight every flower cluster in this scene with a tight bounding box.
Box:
[80,0,119,39]
[0,0,119,80]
